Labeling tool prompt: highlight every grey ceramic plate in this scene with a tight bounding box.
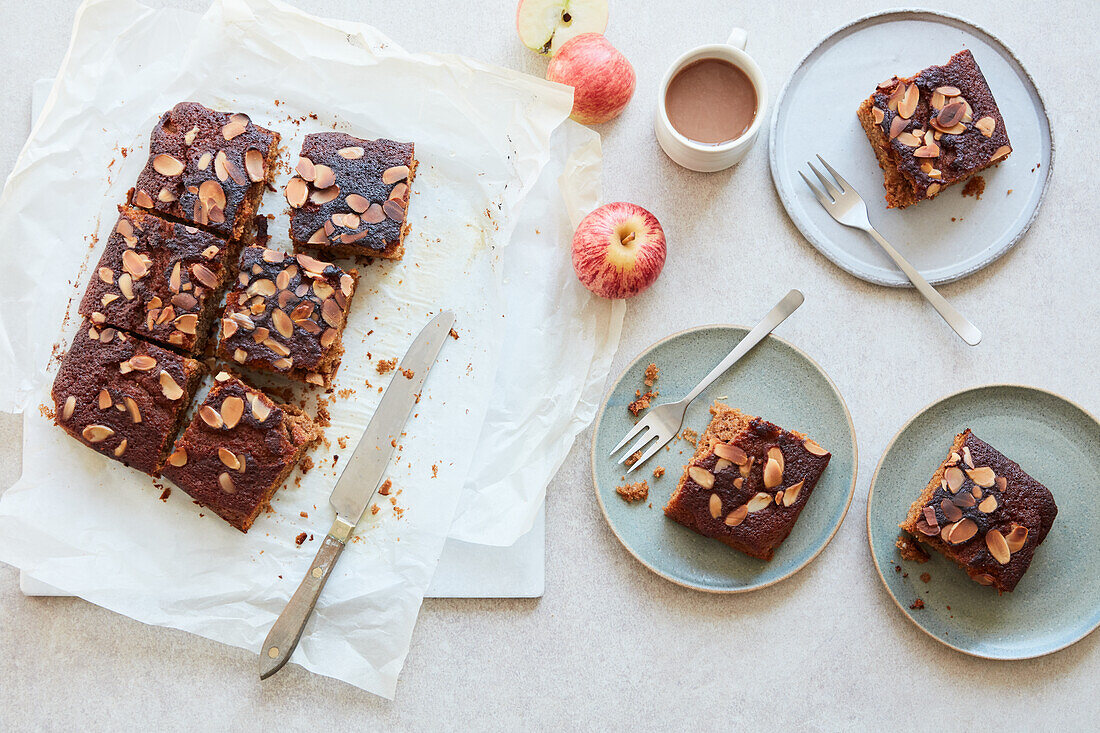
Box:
[868,385,1100,658]
[769,9,1053,287]
[591,325,856,592]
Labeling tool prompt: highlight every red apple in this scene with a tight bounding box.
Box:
[516,0,608,56]
[572,202,665,299]
[546,33,635,125]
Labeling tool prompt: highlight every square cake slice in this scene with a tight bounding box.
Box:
[130,102,280,241]
[162,372,319,532]
[664,403,832,561]
[52,322,203,476]
[899,429,1057,592]
[78,206,237,353]
[286,132,416,260]
[856,50,1012,208]
[216,247,358,388]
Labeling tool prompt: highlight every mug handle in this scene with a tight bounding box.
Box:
[726,27,748,50]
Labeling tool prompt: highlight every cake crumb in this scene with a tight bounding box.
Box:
[377,358,397,374]
[371,504,380,515]
[295,532,307,546]
[159,487,171,502]
[628,389,656,416]
[431,464,438,478]
[910,598,925,610]
[624,450,642,467]
[920,572,931,583]
[299,456,314,474]
[962,175,985,199]
[643,363,659,387]
[653,466,665,478]
[896,534,930,563]
[400,368,415,380]
[449,328,459,340]
[681,429,699,447]
[616,480,649,503]
[378,479,392,496]
[300,511,309,518]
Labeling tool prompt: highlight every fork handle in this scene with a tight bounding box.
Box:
[864,227,982,346]
[682,289,805,406]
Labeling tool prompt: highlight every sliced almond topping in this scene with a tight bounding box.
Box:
[978,495,998,513]
[733,477,743,489]
[382,165,410,184]
[167,447,188,467]
[991,145,1011,162]
[128,355,157,371]
[985,529,1010,564]
[322,298,343,327]
[360,203,385,224]
[81,424,114,443]
[922,506,939,527]
[898,84,919,119]
[113,439,127,457]
[936,85,961,97]
[708,492,722,519]
[389,183,408,202]
[931,91,946,109]
[272,357,293,370]
[250,394,271,422]
[200,405,223,429]
[98,267,114,285]
[221,396,244,429]
[214,150,229,181]
[383,199,405,221]
[713,442,748,465]
[782,480,804,507]
[233,348,248,364]
[97,389,112,410]
[739,456,753,479]
[218,447,241,470]
[308,228,329,244]
[296,253,328,275]
[286,177,309,208]
[159,371,184,400]
[124,396,141,423]
[914,144,940,158]
[896,131,922,147]
[942,518,978,545]
[763,456,783,489]
[936,101,966,128]
[313,280,335,300]
[973,573,995,586]
[767,446,785,474]
[218,472,236,493]
[803,439,828,456]
[313,164,336,190]
[975,116,996,137]
[940,498,963,522]
[271,308,294,338]
[61,395,76,421]
[995,476,1007,491]
[688,465,715,490]
[222,121,246,140]
[199,179,226,209]
[714,458,732,473]
[746,492,772,513]
[119,272,135,300]
[244,149,266,182]
[966,466,996,488]
[192,263,217,289]
[724,505,748,527]
[311,186,341,205]
[133,189,155,208]
[1004,524,1028,553]
[247,279,277,298]
[153,154,185,176]
[872,107,884,125]
[337,146,365,159]
[157,188,177,203]
[926,183,941,197]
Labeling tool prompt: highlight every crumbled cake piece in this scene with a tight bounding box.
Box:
[899,429,1057,592]
[616,480,649,503]
[217,247,358,388]
[664,402,832,561]
[624,450,642,467]
[856,50,1011,208]
[287,132,416,260]
[79,206,237,353]
[130,102,279,240]
[162,372,319,532]
[961,175,986,199]
[376,358,397,375]
[653,466,665,479]
[52,322,203,476]
[644,363,659,387]
[628,389,656,416]
[896,533,930,563]
[910,598,925,610]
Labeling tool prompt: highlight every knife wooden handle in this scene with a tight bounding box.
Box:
[258,516,355,679]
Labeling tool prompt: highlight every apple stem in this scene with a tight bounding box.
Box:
[620,231,636,245]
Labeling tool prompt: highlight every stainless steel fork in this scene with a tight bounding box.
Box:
[609,289,805,473]
[800,155,982,346]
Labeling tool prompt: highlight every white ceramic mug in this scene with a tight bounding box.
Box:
[655,28,768,172]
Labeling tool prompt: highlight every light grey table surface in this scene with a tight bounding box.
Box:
[1,0,1097,730]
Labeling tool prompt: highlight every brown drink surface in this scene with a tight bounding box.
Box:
[665,58,757,145]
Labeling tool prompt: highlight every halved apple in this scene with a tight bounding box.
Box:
[516,0,609,56]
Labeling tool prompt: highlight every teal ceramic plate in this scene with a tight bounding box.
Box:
[868,385,1100,659]
[591,325,857,592]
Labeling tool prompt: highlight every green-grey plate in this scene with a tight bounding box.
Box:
[868,384,1100,659]
[591,325,857,592]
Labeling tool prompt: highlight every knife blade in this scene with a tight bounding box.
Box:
[259,310,456,680]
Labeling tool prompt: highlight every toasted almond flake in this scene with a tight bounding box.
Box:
[222,121,246,140]
[767,446,785,473]
[966,466,996,488]
[286,178,308,208]
[200,405,223,429]
[688,465,715,489]
[220,396,244,429]
[936,85,961,97]
[250,394,271,422]
[746,492,772,512]
[305,373,325,386]
[252,327,270,344]
[157,187,177,203]
[931,91,946,109]
[272,357,293,370]
[937,101,966,128]
[183,125,199,145]
[724,505,748,526]
[941,498,962,522]
[313,164,335,189]
[247,279,277,298]
[995,476,1007,491]
[271,308,295,338]
[322,298,343,327]
[153,154,185,176]
[943,518,977,544]
[234,348,249,363]
[896,131,922,147]
[872,107,884,125]
[774,491,783,505]
[174,313,198,335]
[1004,524,1028,553]
[991,145,1011,162]
[389,183,408,201]
[214,150,229,181]
[886,83,904,111]
[119,272,135,300]
[926,183,941,197]
[199,179,226,209]
[82,424,114,443]
[124,396,141,423]
[362,203,385,224]
[296,157,316,181]
[98,267,115,285]
[945,465,966,493]
[739,456,753,479]
[128,355,157,371]
[714,458,732,473]
[714,442,747,465]
[382,165,410,184]
[763,456,783,489]
[61,395,76,421]
[985,529,1010,564]
[167,447,188,467]
[313,279,335,300]
[914,144,940,158]
[113,439,128,457]
[218,472,236,493]
[98,389,112,410]
[782,480,804,507]
[230,312,255,331]
[196,152,212,171]
[192,263,217,289]
[310,186,341,205]
[134,189,155,208]
[708,492,722,519]
[337,146,364,159]
[246,149,266,182]
[296,253,328,275]
[383,199,405,222]
[978,495,998,513]
[733,477,743,489]
[219,447,241,470]
[975,116,996,137]
[159,371,184,400]
[898,84,918,119]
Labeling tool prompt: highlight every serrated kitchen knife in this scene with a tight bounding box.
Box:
[258,310,456,680]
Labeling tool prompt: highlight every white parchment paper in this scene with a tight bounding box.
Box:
[0,0,620,697]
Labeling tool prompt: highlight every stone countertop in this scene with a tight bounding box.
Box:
[1,0,1097,729]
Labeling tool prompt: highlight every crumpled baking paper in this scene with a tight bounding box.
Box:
[0,0,620,698]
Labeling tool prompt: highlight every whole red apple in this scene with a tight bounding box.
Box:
[546,33,636,125]
[572,202,665,299]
